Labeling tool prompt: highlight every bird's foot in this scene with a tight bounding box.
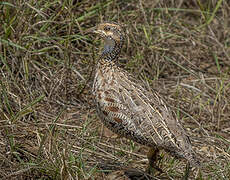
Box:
[146,164,163,175]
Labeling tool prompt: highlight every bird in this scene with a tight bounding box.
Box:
[87,22,200,174]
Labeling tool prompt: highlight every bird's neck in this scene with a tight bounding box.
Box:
[101,37,123,61]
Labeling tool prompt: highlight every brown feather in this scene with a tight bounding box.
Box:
[91,22,200,167]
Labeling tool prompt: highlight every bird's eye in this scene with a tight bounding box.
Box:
[104,26,111,31]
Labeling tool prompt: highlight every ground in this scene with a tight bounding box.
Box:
[0,0,230,179]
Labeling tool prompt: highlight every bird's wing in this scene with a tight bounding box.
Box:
[95,66,199,166]
[115,70,186,150]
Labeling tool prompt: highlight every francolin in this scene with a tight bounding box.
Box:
[88,22,200,174]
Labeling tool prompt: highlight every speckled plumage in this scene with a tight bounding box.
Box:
[91,22,200,167]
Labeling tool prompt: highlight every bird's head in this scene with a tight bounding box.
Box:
[86,22,125,61]
[92,22,124,43]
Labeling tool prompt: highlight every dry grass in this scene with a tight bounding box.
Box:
[1,0,230,179]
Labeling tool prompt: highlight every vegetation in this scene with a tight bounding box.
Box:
[0,0,230,179]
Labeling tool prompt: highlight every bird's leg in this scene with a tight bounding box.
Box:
[146,147,163,174]
[182,162,191,180]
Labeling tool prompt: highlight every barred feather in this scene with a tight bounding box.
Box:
[92,22,200,167]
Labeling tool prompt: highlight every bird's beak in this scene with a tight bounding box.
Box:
[85,26,100,34]
[85,26,95,34]
[85,26,104,36]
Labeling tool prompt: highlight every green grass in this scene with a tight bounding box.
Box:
[1,0,230,179]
